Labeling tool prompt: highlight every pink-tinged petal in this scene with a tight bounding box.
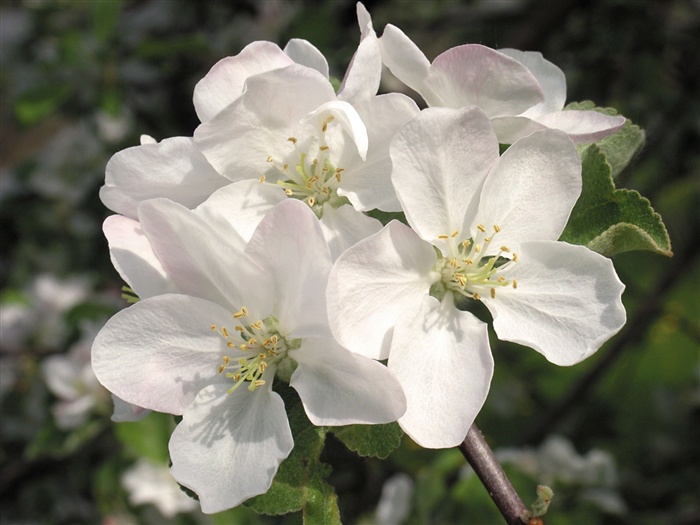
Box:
[194,65,336,182]
[342,93,420,212]
[498,49,567,117]
[489,116,547,145]
[169,383,293,513]
[426,45,544,116]
[536,111,626,144]
[475,129,581,252]
[290,336,406,425]
[483,241,626,366]
[379,24,432,97]
[194,180,286,242]
[91,295,235,414]
[327,221,438,360]
[302,100,369,160]
[391,106,498,251]
[390,296,493,448]
[337,2,381,103]
[103,215,177,299]
[318,203,383,261]
[193,41,294,123]
[111,395,150,423]
[245,200,332,338]
[138,199,274,319]
[284,38,329,78]
[100,137,228,219]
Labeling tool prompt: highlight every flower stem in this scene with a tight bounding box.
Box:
[458,425,530,525]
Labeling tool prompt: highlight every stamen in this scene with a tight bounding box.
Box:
[512,280,518,289]
[493,224,501,233]
[490,288,496,298]
[233,307,248,318]
[472,292,481,300]
[266,156,273,162]
[438,234,449,240]
[451,230,459,238]
[259,175,266,183]
[319,145,329,151]
[287,137,297,144]
[477,224,486,232]
[500,246,510,253]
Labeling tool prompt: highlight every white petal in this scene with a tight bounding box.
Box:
[342,93,420,212]
[194,180,286,242]
[169,383,293,513]
[290,337,406,425]
[483,241,626,366]
[194,65,336,182]
[318,204,383,261]
[498,49,567,117]
[284,38,329,78]
[103,215,178,299]
[245,200,332,338]
[100,137,227,219]
[390,296,493,448]
[138,199,271,315]
[391,106,498,250]
[193,41,294,123]
[379,24,432,99]
[475,129,581,252]
[302,100,369,160]
[337,2,381,103]
[111,394,150,422]
[91,295,235,414]
[327,221,438,360]
[490,115,548,145]
[535,111,626,144]
[426,45,544,116]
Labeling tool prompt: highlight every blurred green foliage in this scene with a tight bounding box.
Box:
[1,1,698,524]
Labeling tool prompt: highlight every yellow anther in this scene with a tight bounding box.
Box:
[223,356,230,365]
[451,230,459,237]
[438,234,449,240]
[513,253,519,262]
[287,137,297,144]
[285,188,293,196]
[484,236,491,243]
[322,122,328,132]
[211,324,217,331]
[322,166,329,173]
[322,187,330,194]
[312,158,318,165]
[308,196,315,206]
[259,362,267,373]
[497,276,506,283]
[248,338,257,346]
[235,325,244,332]
[319,145,329,151]
[455,274,467,286]
[450,258,458,268]
[222,327,229,337]
[472,292,481,300]
[270,335,278,345]
[233,307,248,318]
[227,342,235,348]
[266,156,273,162]
[500,246,510,252]
[493,224,501,233]
[477,224,486,232]
[217,365,225,374]
[251,320,263,330]
[259,175,266,183]
[490,288,496,299]
[512,280,518,289]
[462,240,472,249]
[254,380,266,388]
[465,258,474,265]
[335,167,344,175]
[282,163,289,170]
[335,172,342,182]
[475,244,481,253]
[233,373,241,382]
[240,344,248,351]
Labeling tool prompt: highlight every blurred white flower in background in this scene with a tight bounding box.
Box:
[374,473,414,525]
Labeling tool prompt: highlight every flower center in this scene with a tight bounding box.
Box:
[430,223,518,304]
[210,307,301,393]
[263,116,349,218]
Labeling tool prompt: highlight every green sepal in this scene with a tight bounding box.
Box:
[560,145,672,257]
[330,422,404,459]
[243,383,341,525]
[565,100,645,177]
[365,209,407,227]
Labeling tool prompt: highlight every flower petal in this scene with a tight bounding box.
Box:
[103,215,178,299]
[327,221,438,360]
[379,24,432,98]
[498,49,567,117]
[194,180,286,242]
[195,65,337,182]
[341,93,420,212]
[283,38,329,79]
[489,116,547,145]
[290,336,406,425]
[390,296,493,448]
[483,241,626,366]
[474,129,581,251]
[318,203,383,261]
[193,41,294,123]
[169,383,293,513]
[391,106,498,250]
[536,110,626,144]
[100,137,227,219]
[91,295,235,414]
[245,199,332,338]
[426,45,544,116]
[337,2,382,103]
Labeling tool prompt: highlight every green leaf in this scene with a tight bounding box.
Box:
[331,422,404,459]
[244,383,340,524]
[14,84,73,126]
[115,411,173,463]
[560,145,672,257]
[565,101,645,177]
[25,419,105,460]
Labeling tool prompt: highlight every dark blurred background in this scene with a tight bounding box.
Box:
[1,1,698,524]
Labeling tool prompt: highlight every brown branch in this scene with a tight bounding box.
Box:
[458,425,529,525]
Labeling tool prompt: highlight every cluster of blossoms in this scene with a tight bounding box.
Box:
[92,3,626,513]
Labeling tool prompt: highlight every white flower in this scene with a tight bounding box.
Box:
[327,107,626,448]
[121,458,199,518]
[378,21,625,143]
[93,199,406,513]
[374,473,414,525]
